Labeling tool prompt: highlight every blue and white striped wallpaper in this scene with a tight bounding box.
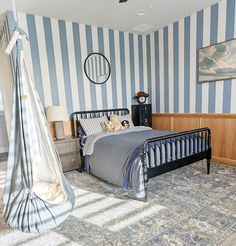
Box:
[7,0,236,114]
[8,11,151,114]
[149,0,236,113]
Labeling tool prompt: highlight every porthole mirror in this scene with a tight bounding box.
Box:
[84,52,111,84]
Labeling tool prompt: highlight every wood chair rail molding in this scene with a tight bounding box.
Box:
[152,113,236,167]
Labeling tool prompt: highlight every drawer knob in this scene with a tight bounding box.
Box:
[72,159,75,162]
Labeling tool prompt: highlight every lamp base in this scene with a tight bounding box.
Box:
[55,121,65,140]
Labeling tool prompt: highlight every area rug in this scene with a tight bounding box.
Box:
[0,161,236,245]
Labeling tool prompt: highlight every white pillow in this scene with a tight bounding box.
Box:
[117,114,134,127]
[79,116,107,136]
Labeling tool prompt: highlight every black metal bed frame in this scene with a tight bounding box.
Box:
[71,108,212,200]
[142,128,211,200]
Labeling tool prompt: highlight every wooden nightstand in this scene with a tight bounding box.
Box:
[54,137,82,172]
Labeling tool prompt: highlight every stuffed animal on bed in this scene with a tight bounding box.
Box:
[109,115,125,131]
[104,120,115,132]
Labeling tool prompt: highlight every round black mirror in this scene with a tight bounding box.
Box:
[84,53,111,84]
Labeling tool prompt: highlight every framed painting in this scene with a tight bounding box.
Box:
[198,38,236,83]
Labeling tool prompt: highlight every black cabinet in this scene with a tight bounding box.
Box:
[131,104,152,127]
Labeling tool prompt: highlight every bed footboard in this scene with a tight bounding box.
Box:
[141,128,211,199]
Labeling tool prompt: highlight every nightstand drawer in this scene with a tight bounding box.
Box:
[55,140,78,155]
[54,137,82,172]
[60,154,80,172]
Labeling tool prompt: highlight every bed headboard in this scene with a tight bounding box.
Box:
[71,108,129,137]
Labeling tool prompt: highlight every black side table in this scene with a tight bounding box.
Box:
[131,104,152,127]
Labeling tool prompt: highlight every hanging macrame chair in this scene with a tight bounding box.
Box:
[3,5,75,233]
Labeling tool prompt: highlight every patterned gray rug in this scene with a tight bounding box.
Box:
[0,160,236,246]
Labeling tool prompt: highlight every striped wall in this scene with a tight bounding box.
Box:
[149,0,236,113]
[7,11,151,114]
[6,0,236,115]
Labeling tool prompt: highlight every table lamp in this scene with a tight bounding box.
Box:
[46,106,69,140]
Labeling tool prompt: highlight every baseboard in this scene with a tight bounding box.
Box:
[212,156,236,167]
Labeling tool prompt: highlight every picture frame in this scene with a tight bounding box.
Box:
[198,38,236,83]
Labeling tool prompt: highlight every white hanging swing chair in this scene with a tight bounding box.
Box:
[3,3,75,233]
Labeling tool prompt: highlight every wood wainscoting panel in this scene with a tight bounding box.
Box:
[232,124,236,160]
[152,113,236,167]
[63,121,73,136]
[152,116,171,131]
[212,157,236,167]
[49,122,56,138]
[201,118,236,161]
[50,121,73,139]
[200,118,226,159]
[172,118,200,131]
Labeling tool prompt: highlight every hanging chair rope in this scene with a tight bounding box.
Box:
[11,0,18,22]
[5,0,26,55]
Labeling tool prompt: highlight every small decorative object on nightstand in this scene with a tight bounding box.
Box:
[54,137,82,172]
[131,104,152,127]
[133,91,149,104]
[46,106,68,140]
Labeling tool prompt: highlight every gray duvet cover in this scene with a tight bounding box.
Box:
[83,127,173,200]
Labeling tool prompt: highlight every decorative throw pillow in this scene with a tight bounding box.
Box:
[109,114,124,131]
[118,114,134,127]
[121,120,132,128]
[79,116,107,136]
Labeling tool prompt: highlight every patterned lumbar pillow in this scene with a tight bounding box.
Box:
[79,116,108,136]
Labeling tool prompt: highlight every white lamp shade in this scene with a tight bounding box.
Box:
[46,106,69,122]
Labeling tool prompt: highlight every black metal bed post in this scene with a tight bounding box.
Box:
[207,159,211,175]
[207,128,212,175]
[142,144,148,202]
